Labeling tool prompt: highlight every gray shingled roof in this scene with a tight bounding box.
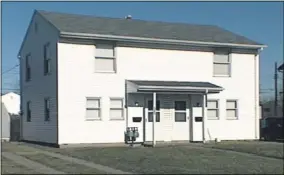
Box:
[278,63,284,71]
[129,80,222,89]
[37,10,263,46]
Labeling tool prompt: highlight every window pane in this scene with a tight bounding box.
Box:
[110,109,123,119]
[175,112,186,122]
[207,109,218,118]
[44,44,51,59]
[148,100,160,111]
[96,44,114,57]
[214,54,229,63]
[87,99,99,108]
[226,101,237,109]
[86,109,100,119]
[45,99,50,109]
[207,100,218,109]
[226,109,237,118]
[148,112,160,122]
[175,101,186,110]
[110,99,123,108]
[26,55,31,66]
[214,63,229,75]
[95,58,115,72]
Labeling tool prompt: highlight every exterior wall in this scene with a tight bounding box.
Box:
[19,13,59,144]
[57,41,259,144]
[1,103,10,140]
[1,92,20,114]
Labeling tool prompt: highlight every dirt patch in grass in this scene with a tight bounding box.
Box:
[21,153,104,174]
[1,157,38,174]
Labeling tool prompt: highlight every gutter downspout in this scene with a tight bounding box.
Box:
[254,52,260,140]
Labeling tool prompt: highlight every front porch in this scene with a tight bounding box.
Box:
[125,80,224,146]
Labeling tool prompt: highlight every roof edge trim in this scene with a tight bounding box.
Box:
[60,31,267,49]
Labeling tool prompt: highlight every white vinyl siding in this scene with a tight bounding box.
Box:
[109,98,124,120]
[95,44,116,72]
[213,52,230,76]
[226,100,238,119]
[86,98,101,120]
[207,100,219,120]
[43,42,51,75]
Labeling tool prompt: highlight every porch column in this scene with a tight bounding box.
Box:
[202,91,208,143]
[152,92,156,147]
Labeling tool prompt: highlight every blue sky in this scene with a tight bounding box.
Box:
[2,2,283,98]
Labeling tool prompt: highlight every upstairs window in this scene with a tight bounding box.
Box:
[213,51,231,76]
[95,43,116,72]
[44,43,51,75]
[25,54,31,82]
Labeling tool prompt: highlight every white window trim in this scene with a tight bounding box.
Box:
[174,101,187,122]
[86,97,102,121]
[109,97,124,121]
[94,43,117,73]
[226,99,239,120]
[213,51,232,77]
[207,99,219,120]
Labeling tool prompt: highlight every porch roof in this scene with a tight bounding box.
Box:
[126,80,224,94]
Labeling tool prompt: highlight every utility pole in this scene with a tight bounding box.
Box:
[274,62,278,117]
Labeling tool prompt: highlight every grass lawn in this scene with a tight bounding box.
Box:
[1,157,38,174]
[49,145,283,174]
[201,141,284,159]
[21,153,105,174]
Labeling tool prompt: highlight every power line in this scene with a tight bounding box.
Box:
[1,64,19,75]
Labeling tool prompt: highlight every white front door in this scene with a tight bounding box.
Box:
[172,98,190,141]
[144,99,162,142]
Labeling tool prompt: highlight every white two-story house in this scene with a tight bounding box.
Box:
[18,10,266,147]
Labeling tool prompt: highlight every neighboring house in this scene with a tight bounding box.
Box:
[278,63,284,71]
[1,102,10,141]
[1,92,20,115]
[18,10,266,147]
[261,100,283,118]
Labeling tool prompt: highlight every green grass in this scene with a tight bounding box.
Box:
[51,145,284,174]
[4,141,284,174]
[1,157,38,174]
[202,141,284,159]
[21,153,104,174]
